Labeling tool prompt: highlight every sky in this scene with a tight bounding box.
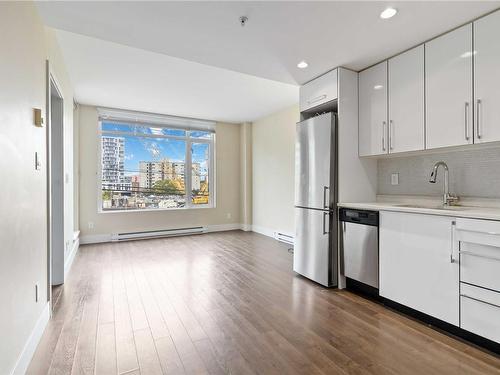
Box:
[102,122,209,176]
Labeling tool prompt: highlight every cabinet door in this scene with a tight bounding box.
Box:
[379,212,459,325]
[426,24,473,149]
[300,69,338,112]
[474,10,500,144]
[359,61,388,157]
[388,46,425,153]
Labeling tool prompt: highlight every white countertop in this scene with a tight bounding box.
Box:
[338,196,500,221]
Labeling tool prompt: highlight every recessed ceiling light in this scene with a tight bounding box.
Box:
[297,61,308,69]
[380,7,397,19]
[374,85,384,90]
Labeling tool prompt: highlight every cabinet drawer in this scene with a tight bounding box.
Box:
[460,242,500,292]
[299,69,338,112]
[460,283,500,344]
[456,218,500,248]
[456,218,500,291]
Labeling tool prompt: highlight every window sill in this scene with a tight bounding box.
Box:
[98,205,215,214]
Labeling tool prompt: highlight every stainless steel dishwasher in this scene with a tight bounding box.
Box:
[339,208,379,290]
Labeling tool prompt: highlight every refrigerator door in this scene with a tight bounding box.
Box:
[295,112,335,210]
[294,207,335,287]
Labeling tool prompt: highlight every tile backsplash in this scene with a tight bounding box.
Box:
[377,147,500,198]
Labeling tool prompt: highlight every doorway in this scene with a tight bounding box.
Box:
[46,62,65,308]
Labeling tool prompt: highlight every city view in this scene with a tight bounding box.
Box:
[101,123,211,210]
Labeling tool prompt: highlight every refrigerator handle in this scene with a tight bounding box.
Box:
[322,212,330,235]
[323,186,330,209]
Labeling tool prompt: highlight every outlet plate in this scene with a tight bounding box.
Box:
[391,173,399,186]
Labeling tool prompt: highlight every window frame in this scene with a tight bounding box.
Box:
[97,119,216,213]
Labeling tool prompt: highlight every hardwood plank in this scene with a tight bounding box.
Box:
[113,265,140,375]
[95,322,117,375]
[134,328,163,375]
[28,232,500,375]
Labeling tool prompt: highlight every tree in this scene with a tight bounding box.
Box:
[153,179,184,195]
[102,191,112,200]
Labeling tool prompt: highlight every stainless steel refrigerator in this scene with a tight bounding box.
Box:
[293,112,337,287]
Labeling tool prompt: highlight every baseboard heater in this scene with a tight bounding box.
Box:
[273,231,294,245]
[112,226,207,241]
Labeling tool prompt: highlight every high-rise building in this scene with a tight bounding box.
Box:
[101,136,130,192]
[138,160,201,191]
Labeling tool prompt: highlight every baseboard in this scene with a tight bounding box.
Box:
[250,225,275,238]
[206,223,242,232]
[80,233,113,245]
[64,236,79,278]
[240,224,252,232]
[10,302,50,375]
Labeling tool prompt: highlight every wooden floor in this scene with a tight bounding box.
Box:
[28,231,500,375]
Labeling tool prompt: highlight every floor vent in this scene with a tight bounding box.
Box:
[112,227,206,241]
[273,231,294,245]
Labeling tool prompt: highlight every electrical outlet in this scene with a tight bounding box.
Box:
[88,222,94,229]
[391,173,399,186]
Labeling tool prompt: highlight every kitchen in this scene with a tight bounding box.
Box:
[3,2,500,374]
[294,6,500,356]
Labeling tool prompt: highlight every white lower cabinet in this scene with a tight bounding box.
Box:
[460,283,500,344]
[456,218,500,343]
[379,211,459,325]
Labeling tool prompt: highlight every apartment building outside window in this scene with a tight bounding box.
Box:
[98,108,215,211]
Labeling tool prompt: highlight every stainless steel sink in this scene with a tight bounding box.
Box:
[394,204,471,211]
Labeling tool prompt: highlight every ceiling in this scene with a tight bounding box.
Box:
[36,1,500,122]
[53,30,298,123]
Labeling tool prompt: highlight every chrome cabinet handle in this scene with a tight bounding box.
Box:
[322,212,329,235]
[451,221,456,263]
[382,121,387,151]
[323,186,329,209]
[464,102,470,141]
[389,120,394,151]
[456,227,500,236]
[476,99,482,140]
[460,294,500,309]
[307,94,327,105]
[459,250,500,263]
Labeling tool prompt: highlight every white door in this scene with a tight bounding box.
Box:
[474,10,500,144]
[359,61,388,157]
[388,45,425,153]
[379,212,459,326]
[425,24,473,149]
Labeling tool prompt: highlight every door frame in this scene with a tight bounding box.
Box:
[46,60,65,312]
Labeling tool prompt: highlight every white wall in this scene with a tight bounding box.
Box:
[0,3,72,374]
[78,105,242,241]
[251,105,299,237]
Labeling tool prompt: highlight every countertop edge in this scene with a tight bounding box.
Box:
[337,202,500,222]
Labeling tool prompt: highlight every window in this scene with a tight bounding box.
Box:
[99,111,215,211]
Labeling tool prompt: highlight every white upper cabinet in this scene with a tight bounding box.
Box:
[388,45,425,153]
[425,24,473,149]
[299,69,338,112]
[474,10,500,144]
[359,61,388,157]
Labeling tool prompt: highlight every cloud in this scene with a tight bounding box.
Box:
[124,153,134,160]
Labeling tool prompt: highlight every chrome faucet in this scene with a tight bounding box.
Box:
[429,161,458,206]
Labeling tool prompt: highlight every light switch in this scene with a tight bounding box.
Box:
[35,152,41,170]
[391,173,399,185]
